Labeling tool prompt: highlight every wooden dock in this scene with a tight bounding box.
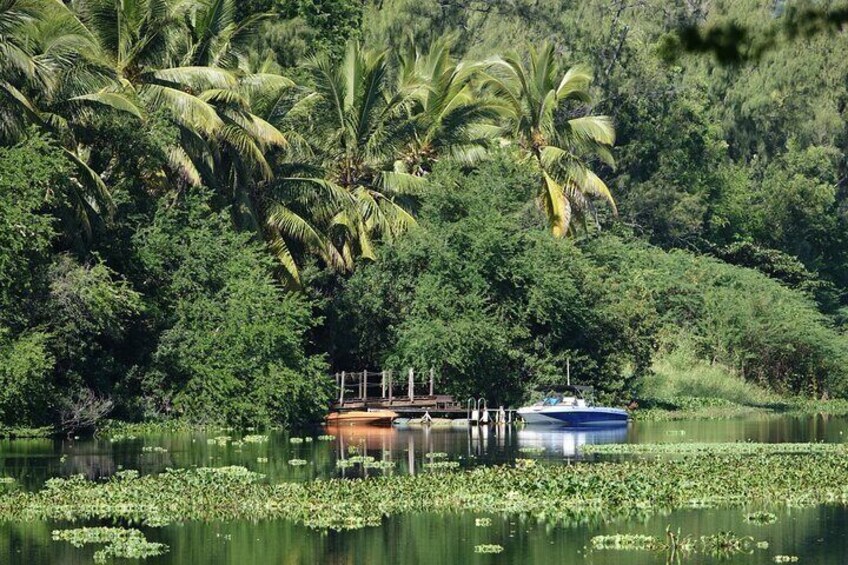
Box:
[331,368,463,413]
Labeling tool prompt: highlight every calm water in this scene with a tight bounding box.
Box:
[2,414,847,564]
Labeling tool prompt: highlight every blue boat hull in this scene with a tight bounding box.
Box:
[518,406,629,426]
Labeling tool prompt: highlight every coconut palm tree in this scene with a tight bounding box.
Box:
[397,38,499,176]
[281,40,419,270]
[483,43,616,236]
[0,0,124,235]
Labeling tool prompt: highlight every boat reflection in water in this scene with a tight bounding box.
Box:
[324,420,630,476]
[515,425,628,458]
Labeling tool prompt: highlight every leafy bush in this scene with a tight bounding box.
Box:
[135,191,330,426]
[0,330,55,426]
[588,236,848,396]
[0,134,63,329]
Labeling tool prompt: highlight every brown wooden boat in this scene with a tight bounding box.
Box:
[325,410,398,426]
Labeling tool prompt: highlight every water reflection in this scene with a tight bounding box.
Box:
[515,426,628,457]
[4,416,848,563]
[2,414,848,489]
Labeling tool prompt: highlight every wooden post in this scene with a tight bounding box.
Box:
[339,371,346,405]
[388,370,393,404]
[362,370,368,400]
[381,371,386,398]
[429,367,434,397]
[408,368,414,402]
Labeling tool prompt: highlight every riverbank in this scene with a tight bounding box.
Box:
[632,398,848,421]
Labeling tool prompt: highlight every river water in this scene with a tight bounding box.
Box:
[2,414,847,563]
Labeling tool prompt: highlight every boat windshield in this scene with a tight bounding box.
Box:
[539,393,579,406]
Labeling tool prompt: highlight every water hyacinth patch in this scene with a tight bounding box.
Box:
[745,511,778,524]
[52,527,167,563]
[774,556,799,563]
[591,530,761,557]
[475,518,492,527]
[514,458,536,469]
[363,460,395,470]
[425,452,448,459]
[243,435,268,444]
[4,452,848,531]
[581,442,848,456]
[108,434,138,443]
[207,436,231,446]
[423,461,460,470]
[518,446,545,454]
[317,435,336,441]
[591,534,660,550]
[474,544,504,554]
[141,446,167,453]
[290,438,304,444]
[288,459,307,466]
[257,457,269,463]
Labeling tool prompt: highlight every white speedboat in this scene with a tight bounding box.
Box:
[518,386,629,426]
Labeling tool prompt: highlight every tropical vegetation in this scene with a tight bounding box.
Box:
[2,0,848,429]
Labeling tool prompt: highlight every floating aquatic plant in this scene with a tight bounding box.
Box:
[317,435,336,441]
[108,433,138,443]
[425,452,448,459]
[141,446,167,453]
[4,452,848,532]
[591,529,760,557]
[581,442,847,456]
[474,544,503,554]
[518,446,545,454]
[591,534,660,550]
[423,461,460,470]
[290,438,304,444]
[288,459,307,466]
[0,477,14,484]
[243,435,268,444]
[514,458,536,469]
[774,556,799,563]
[207,436,231,446]
[52,527,167,563]
[347,456,375,464]
[257,457,269,463]
[745,511,778,524]
[475,518,492,527]
[363,460,395,470]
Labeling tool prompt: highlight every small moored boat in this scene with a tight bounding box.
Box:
[325,410,398,426]
[518,385,629,427]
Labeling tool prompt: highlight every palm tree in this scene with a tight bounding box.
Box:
[397,39,499,176]
[483,43,616,236]
[0,0,122,235]
[280,41,419,271]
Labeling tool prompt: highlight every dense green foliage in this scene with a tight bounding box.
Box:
[1,0,848,428]
[324,154,652,404]
[133,192,329,425]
